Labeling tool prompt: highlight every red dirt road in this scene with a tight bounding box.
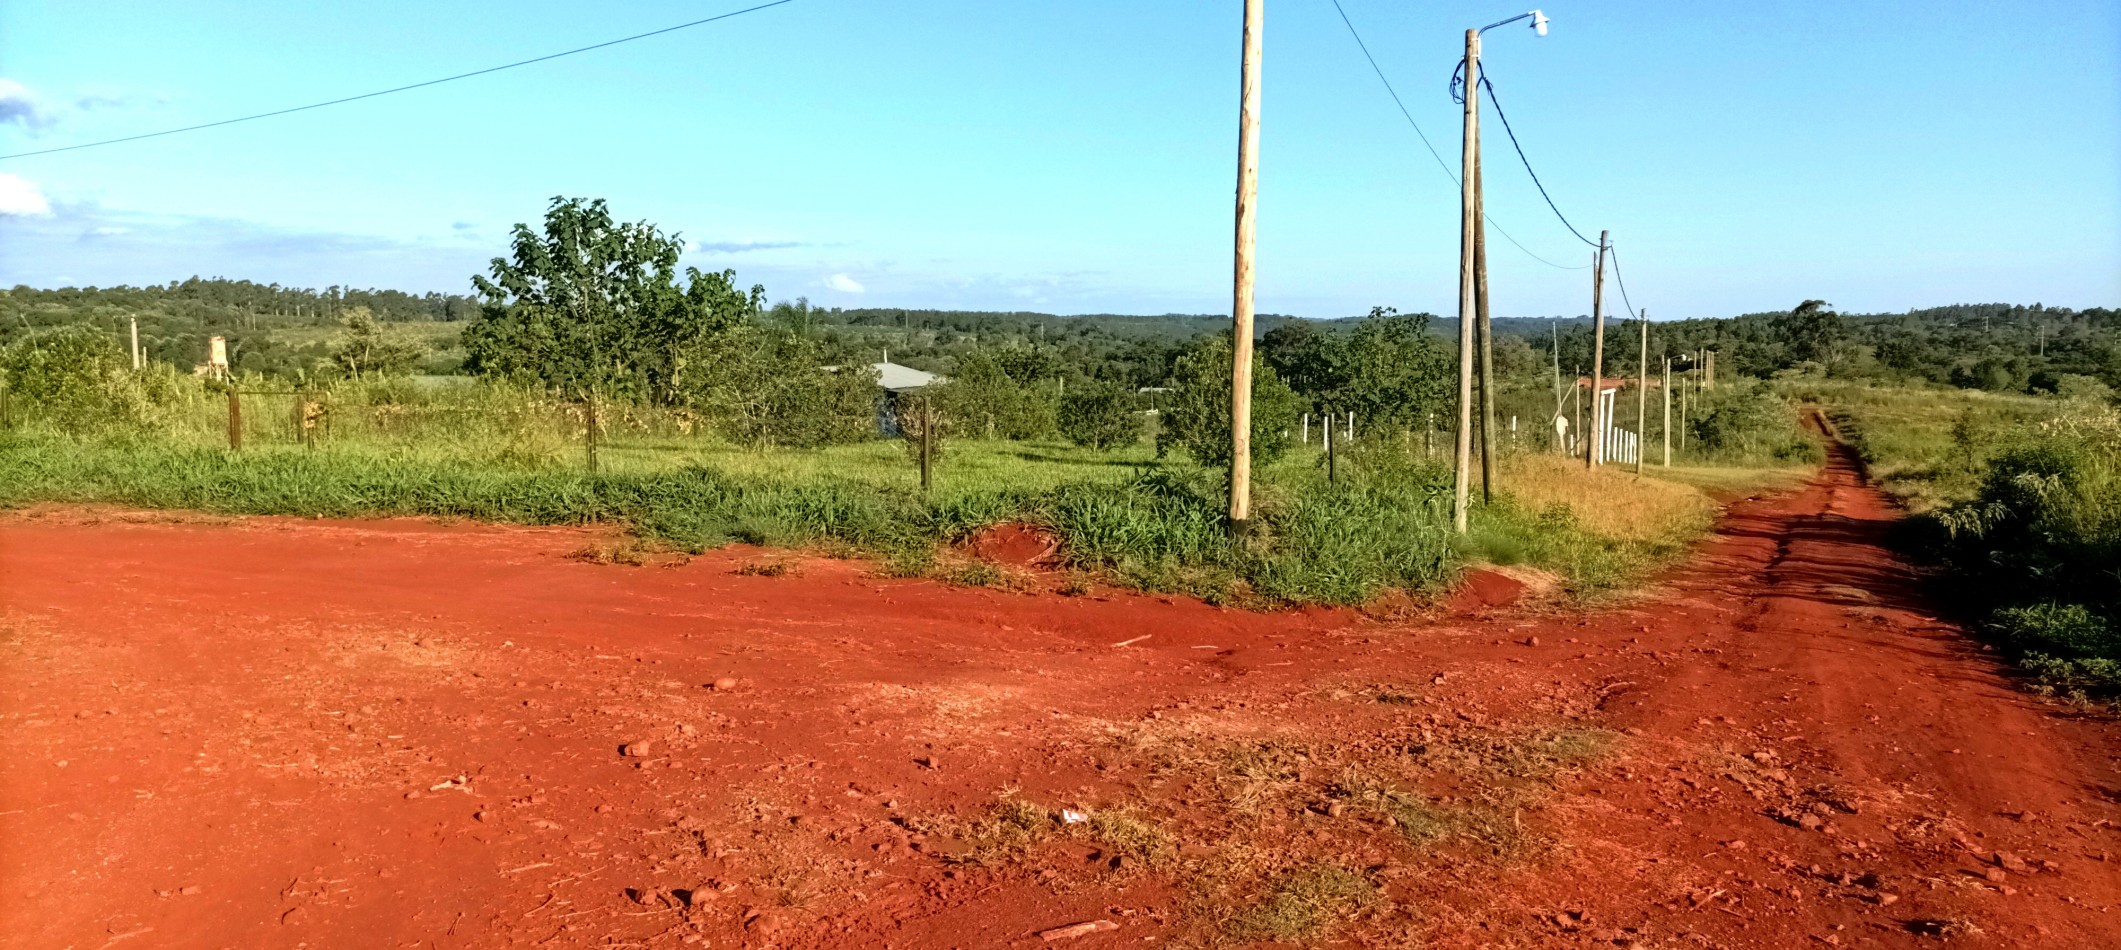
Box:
[3,442,2118,949]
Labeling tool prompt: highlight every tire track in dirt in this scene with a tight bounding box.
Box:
[2,440,2117,949]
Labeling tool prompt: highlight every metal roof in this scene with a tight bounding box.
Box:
[820,361,942,392]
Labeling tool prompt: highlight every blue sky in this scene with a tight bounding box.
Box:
[1,0,2116,319]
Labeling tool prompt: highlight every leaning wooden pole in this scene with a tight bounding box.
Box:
[1474,151,1496,504]
[1452,27,1481,533]
[1585,231,1608,468]
[1227,0,1263,536]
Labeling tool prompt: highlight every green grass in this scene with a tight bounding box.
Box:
[0,376,1763,606]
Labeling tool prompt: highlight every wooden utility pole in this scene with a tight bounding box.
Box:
[1634,310,1648,475]
[1451,27,1481,532]
[1585,232,1608,468]
[1474,149,1495,504]
[1228,0,1263,536]
[1661,355,1672,466]
[1678,371,1688,454]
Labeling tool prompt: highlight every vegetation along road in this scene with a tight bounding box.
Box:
[4,432,2116,949]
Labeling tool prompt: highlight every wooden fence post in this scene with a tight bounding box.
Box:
[227,388,242,451]
[918,397,934,494]
[585,396,599,473]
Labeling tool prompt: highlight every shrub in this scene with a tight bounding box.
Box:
[681,324,879,448]
[1990,603,2116,659]
[1159,333,1304,468]
[1689,380,1818,463]
[1058,380,1142,450]
[933,348,1060,440]
[0,325,193,432]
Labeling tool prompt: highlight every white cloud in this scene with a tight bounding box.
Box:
[88,226,130,237]
[0,173,52,216]
[0,79,55,131]
[825,273,864,293]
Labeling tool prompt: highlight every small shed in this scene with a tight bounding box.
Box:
[822,360,945,436]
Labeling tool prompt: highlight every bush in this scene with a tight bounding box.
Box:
[1058,380,1142,450]
[1159,333,1304,468]
[934,348,1060,440]
[1990,602,2116,658]
[680,324,879,448]
[1689,380,1818,463]
[0,325,193,432]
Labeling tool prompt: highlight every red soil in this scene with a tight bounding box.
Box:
[3,440,2117,949]
[961,522,1062,569]
[1443,567,1529,612]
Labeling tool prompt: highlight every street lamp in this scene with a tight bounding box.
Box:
[1450,10,1549,533]
[1482,9,1548,36]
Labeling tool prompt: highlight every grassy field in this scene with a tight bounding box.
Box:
[0,375,1812,608]
[1791,379,2066,511]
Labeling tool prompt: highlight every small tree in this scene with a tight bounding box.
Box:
[327,306,424,379]
[1058,380,1142,450]
[463,196,762,404]
[1159,332,1303,467]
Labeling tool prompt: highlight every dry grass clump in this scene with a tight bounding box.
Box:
[1218,862,1378,943]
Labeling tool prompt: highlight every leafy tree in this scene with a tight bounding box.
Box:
[1260,319,1347,406]
[327,306,425,379]
[1772,299,1844,366]
[1332,309,1452,433]
[1058,380,1143,450]
[1159,332,1303,467]
[463,196,761,402]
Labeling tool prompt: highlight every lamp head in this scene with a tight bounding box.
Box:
[1531,10,1550,36]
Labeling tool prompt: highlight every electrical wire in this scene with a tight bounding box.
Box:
[0,0,800,161]
[1477,73,1600,248]
[1326,0,1587,271]
[1607,242,1641,320]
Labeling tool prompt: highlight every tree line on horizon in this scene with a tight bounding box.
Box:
[3,197,2117,438]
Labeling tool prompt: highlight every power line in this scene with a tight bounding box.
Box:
[1608,242,1641,319]
[1326,0,1587,271]
[0,0,800,161]
[1477,73,1600,248]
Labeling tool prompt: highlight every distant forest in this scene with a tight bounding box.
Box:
[2,277,2116,394]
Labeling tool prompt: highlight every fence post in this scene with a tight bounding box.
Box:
[918,398,933,494]
[227,387,242,451]
[585,396,599,473]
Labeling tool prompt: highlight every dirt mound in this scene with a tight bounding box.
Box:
[961,521,1062,568]
[1445,566,1531,612]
